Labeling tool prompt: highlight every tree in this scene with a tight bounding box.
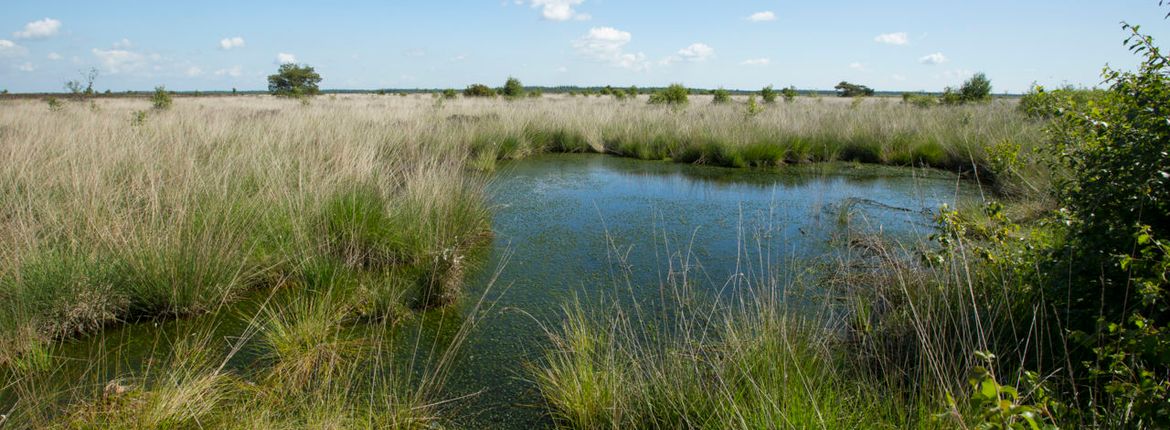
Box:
[65,68,99,100]
[781,86,798,103]
[628,85,639,97]
[761,85,777,104]
[712,88,731,104]
[151,86,172,110]
[267,63,322,97]
[463,84,495,97]
[503,76,525,99]
[834,81,874,97]
[958,72,992,103]
[648,83,689,105]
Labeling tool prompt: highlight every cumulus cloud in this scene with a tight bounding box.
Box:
[573,27,648,71]
[677,43,714,62]
[276,52,297,64]
[849,62,867,71]
[746,11,776,22]
[47,52,62,60]
[874,32,909,45]
[943,69,974,80]
[185,66,203,77]
[17,62,35,72]
[113,38,132,49]
[92,48,146,74]
[14,18,61,39]
[0,39,27,57]
[918,52,947,65]
[740,58,770,66]
[892,74,907,81]
[530,0,589,21]
[219,37,245,50]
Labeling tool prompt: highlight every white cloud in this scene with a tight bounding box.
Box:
[573,27,648,71]
[17,62,35,72]
[276,52,297,64]
[14,18,61,39]
[0,39,27,57]
[47,52,62,60]
[676,43,715,62]
[113,38,132,49]
[219,37,245,50]
[530,0,589,21]
[746,11,776,22]
[849,62,867,71]
[185,66,203,77]
[403,48,425,57]
[451,54,467,61]
[556,65,568,72]
[215,66,243,77]
[92,48,145,74]
[874,32,909,45]
[892,74,907,81]
[919,52,947,65]
[740,58,770,66]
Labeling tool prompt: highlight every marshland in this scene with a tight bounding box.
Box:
[3,2,1170,429]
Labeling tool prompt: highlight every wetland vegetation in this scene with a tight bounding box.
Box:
[1,11,1168,430]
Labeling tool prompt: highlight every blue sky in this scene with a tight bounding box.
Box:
[1,1,1167,93]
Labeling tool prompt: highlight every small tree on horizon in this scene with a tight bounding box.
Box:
[834,81,874,97]
[267,63,322,97]
[503,76,526,99]
[463,84,496,97]
[959,72,992,103]
[761,85,777,103]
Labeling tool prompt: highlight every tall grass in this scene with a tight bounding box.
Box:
[532,211,1060,428]
[0,93,1049,427]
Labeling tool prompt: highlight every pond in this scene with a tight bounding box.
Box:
[438,154,973,427]
[39,154,975,428]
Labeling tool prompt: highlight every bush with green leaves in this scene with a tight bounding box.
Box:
[1017,85,1107,118]
[463,84,495,98]
[648,83,689,106]
[1037,21,1170,427]
[151,86,173,110]
[503,77,526,99]
[760,85,777,103]
[960,72,992,103]
[781,86,798,102]
[834,81,874,97]
[711,88,731,104]
[902,92,936,108]
[441,89,458,99]
[267,63,322,97]
[46,97,63,112]
[627,85,638,97]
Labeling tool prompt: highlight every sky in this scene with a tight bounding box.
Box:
[1,1,1168,93]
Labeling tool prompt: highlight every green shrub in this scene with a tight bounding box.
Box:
[442,89,458,99]
[463,84,495,98]
[760,85,777,103]
[959,72,992,103]
[503,76,526,99]
[1018,85,1107,118]
[901,92,936,108]
[648,84,689,106]
[745,95,763,117]
[46,97,63,112]
[781,86,798,102]
[151,86,173,110]
[712,88,731,104]
[131,110,148,126]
